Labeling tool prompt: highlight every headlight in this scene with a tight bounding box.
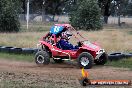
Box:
[96,49,105,55]
[95,49,105,59]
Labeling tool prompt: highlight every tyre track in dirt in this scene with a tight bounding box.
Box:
[0,59,132,88]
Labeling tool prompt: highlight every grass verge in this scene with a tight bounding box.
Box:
[128,31,132,35]
[106,58,132,70]
[0,52,132,70]
[0,28,131,52]
[0,53,34,62]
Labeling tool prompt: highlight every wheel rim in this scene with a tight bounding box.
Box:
[37,55,45,64]
[80,57,89,66]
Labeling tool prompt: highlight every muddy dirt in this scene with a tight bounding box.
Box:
[0,59,132,88]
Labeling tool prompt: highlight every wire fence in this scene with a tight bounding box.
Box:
[19,14,69,23]
[19,14,132,30]
[108,16,132,24]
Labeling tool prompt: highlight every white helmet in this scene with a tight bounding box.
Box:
[61,31,72,40]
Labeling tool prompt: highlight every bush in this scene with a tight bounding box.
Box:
[69,0,102,30]
[0,0,21,32]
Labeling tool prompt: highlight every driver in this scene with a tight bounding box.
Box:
[57,30,79,50]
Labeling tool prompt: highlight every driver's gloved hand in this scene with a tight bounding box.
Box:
[74,45,79,49]
[77,41,82,47]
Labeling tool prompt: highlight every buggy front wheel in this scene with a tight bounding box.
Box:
[77,52,94,69]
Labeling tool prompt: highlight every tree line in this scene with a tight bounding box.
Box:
[21,0,132,23]
[0,0,132,32]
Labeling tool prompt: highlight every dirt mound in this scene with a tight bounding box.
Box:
[0,59,132,88]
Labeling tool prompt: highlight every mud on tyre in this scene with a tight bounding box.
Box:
[78,52,94,69]
[35,51,50,65]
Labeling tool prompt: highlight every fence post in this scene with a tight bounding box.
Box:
[26,0,29,29]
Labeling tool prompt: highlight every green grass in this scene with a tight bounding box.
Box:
[1,52,132,70]
[0,53,34,62]
[106,58,132,70]
[128,31,132,35]
[0,52,132,69]
[20,26,50,32]
[20,21,55,32]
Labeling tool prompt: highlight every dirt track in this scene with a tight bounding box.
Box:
[0,59,132,88]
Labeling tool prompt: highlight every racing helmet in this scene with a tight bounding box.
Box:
[61,31,72,40]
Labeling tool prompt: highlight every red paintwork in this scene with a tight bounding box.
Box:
[39,24,102,60]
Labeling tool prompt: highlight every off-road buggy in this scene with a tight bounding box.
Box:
[35,24,108,69]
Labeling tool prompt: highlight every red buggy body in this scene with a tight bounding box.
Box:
[35,24,108,69]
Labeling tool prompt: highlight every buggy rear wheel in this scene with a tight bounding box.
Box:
[35,51,50,66]
[78,52,94,69]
